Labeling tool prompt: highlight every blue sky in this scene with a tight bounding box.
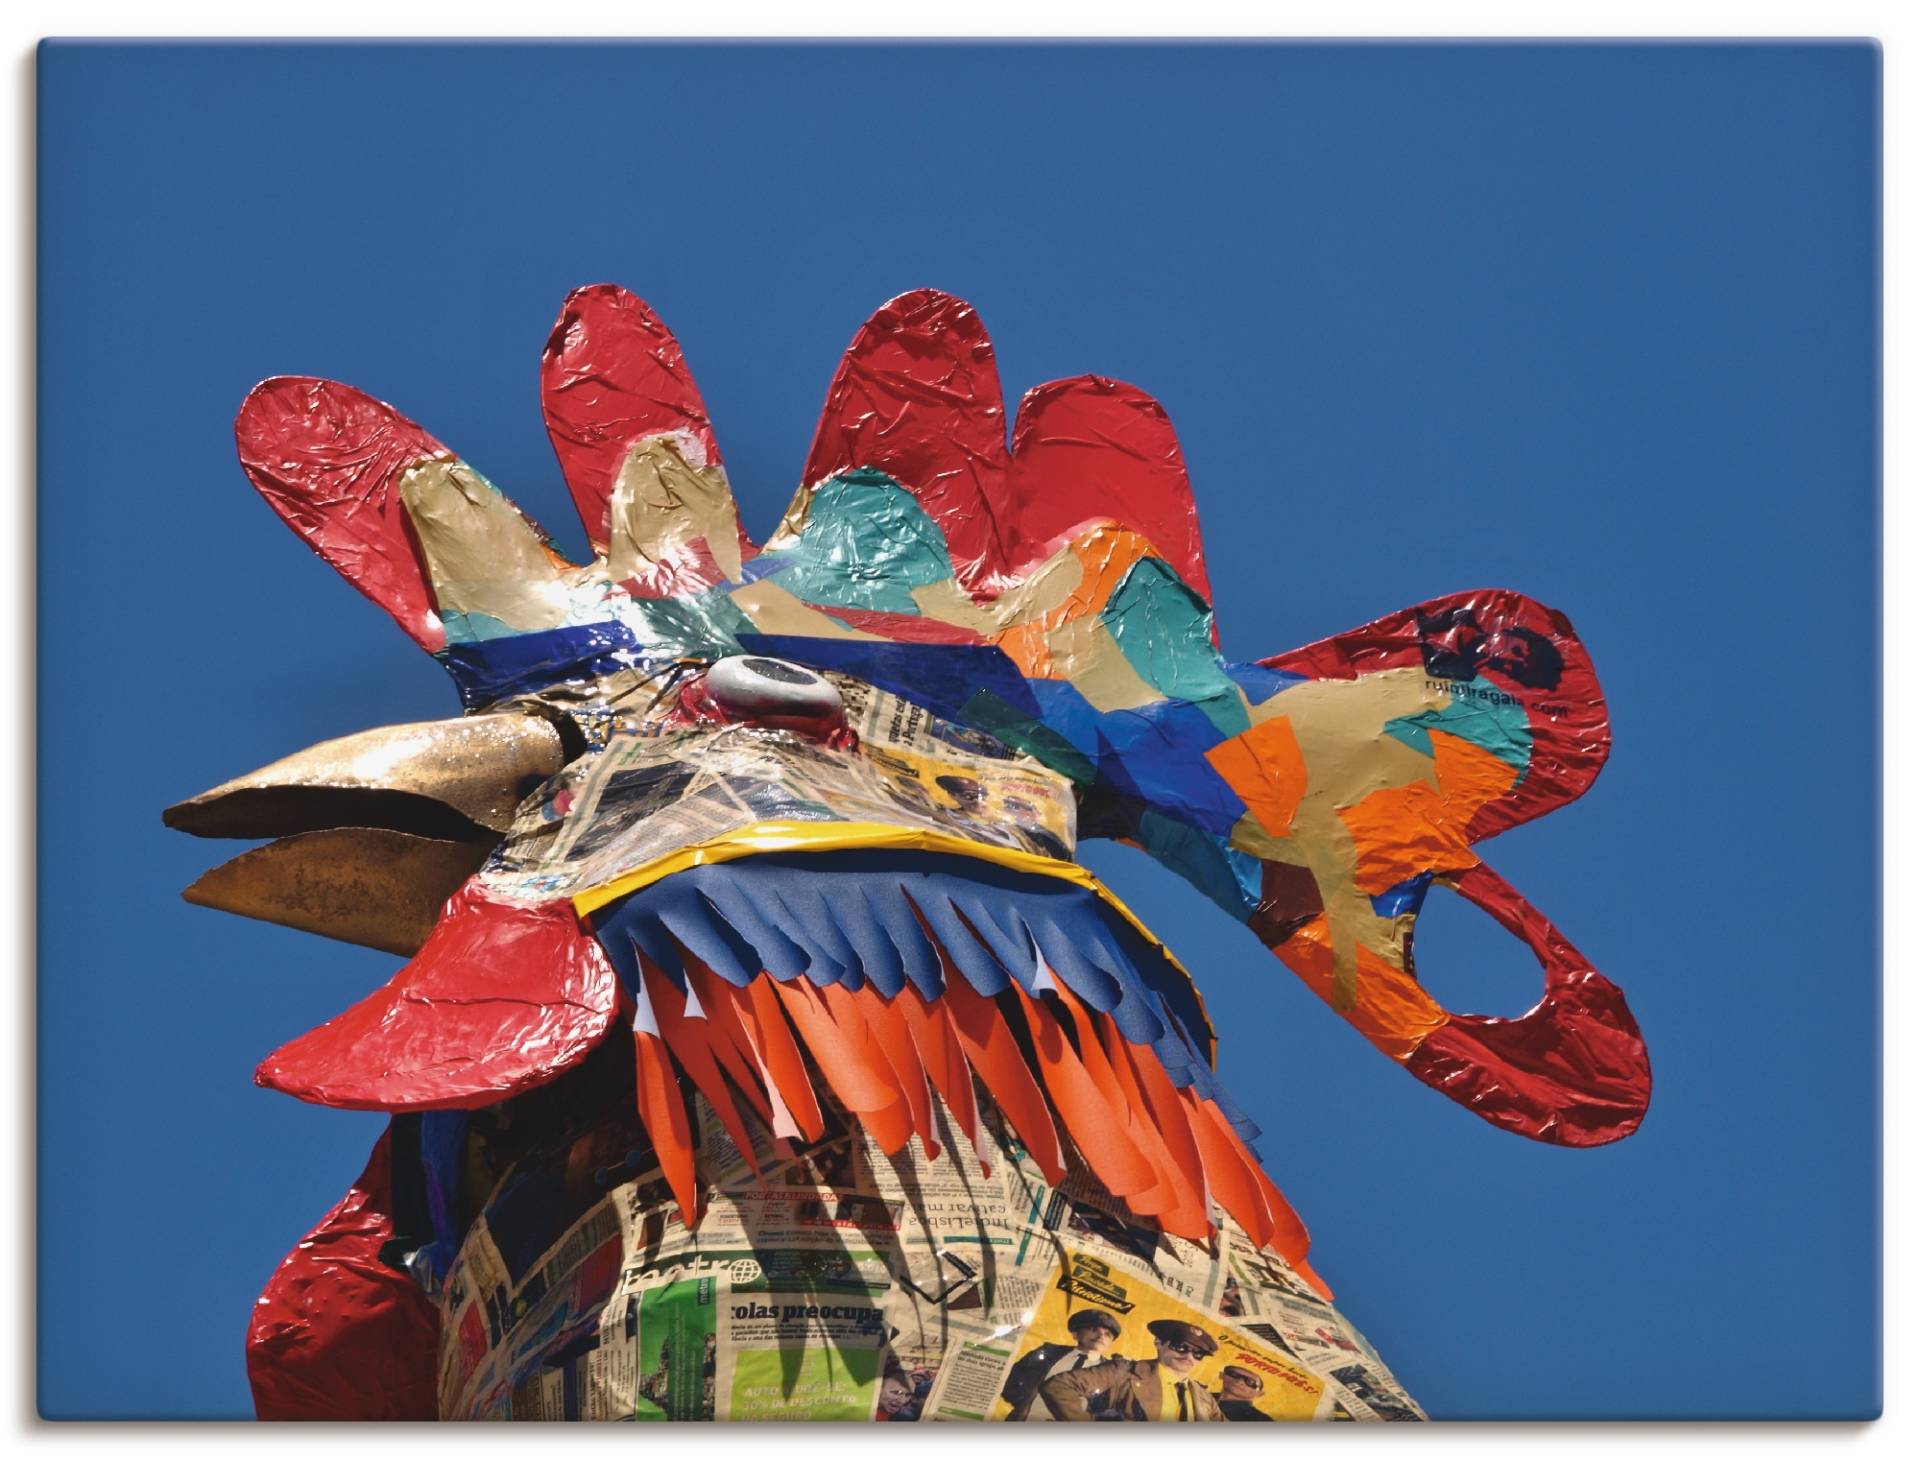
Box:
[38,41,1878,1419]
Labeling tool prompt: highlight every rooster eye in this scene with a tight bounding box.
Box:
[704,655,842,718]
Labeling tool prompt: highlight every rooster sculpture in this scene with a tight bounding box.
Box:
[167,286,1649,1422]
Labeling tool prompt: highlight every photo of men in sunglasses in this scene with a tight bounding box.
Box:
[1214,1365,1274,1421]
[1039,1319,1227,1422]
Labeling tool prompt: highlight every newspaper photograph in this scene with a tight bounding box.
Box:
[983,1207,1332,1422]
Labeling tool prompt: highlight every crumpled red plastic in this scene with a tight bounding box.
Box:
[256,882,620,1111]
[247,1131,439,1420]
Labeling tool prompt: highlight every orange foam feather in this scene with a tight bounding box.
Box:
[774,980,913,1154]
[640,961,759,1178]
[850,984,942,1159]
[1006,979,1158,1201]
[631,1029,699,1226]
[940,973,1066,1184]
[740,977,827,1143]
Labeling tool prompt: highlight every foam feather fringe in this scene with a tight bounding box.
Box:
[591,850,1246,1133]
[594,854,1317,1286]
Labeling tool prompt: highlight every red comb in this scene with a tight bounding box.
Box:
[235,376,451,652]
[802,289,1212,601]
[540,283,726,554]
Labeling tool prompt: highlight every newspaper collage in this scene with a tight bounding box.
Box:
[434,1088,1425,1422]
[480,676,1078,903]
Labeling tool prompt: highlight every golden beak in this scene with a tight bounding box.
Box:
[165,712,566,956]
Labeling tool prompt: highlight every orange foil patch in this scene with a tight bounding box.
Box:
[1206,713,1309,837]
[1338,780,1481,895]
[1273,916,1447,1060]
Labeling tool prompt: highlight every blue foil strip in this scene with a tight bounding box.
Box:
[439,619,644,709]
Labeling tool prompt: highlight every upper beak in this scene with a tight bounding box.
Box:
[164,712,566,955]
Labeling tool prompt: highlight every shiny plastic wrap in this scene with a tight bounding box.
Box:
[480,716,1077,906]
[173,283,1649,1420]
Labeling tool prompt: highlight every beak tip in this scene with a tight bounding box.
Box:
[162,793,224,836]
